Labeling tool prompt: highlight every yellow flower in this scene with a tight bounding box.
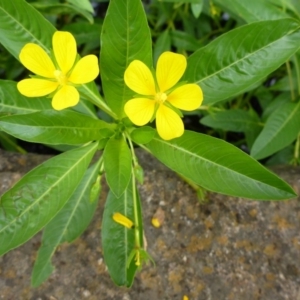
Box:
[112,212,134,229]
[17,31,99,110]
[124,51,203,140]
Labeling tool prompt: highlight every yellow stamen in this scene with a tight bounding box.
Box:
[54,70,67,85]
[154,92,167,104]
[112,212,134,229]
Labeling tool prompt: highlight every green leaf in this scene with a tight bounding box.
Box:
[67,0,94,13]
[0,0,55,58]
[200,109,261,132]
[146,131,296,200]
[251,101,300,159]
[103,137,132,197]
[31,2,94,24]
[101,180,143,287]
[0,110,115,145]
[31,159,101,287]
[0,142,98,256]
[191,1,203,19]
[100,0,152,118]
[130,126,156,144]
[184,19,300,105]
[0,80,52,114]
[171,30,202,52]
[215,0,290,23]
[154,29,171,65]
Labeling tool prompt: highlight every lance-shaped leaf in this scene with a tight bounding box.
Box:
[146,131,296,200]
[251,101,300,160]
[31,159,102,287]
[0,110,115,145]
[103,137,132,197]
[0,142,98,256]
[200,109,261,132]
[0,0,105,111]
[0,80,52,114]
[102,180,143,287]
[184,19,300,105]
[214,0,290,23]
[100,0,152,118]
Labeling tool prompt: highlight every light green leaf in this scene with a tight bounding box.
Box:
[184,19,300,105]
[251,101,300,159]
[146,131,296,200]
[130,126,156,145]
[0,142,98,256]
[154,30,171,65]
[67,0,94,13]
[214,0,290,23]
[200,109,261,132]
[101,180,143,287]
[103,137,132,197]
[100,0,152,118]
[0,80,52,114]
[0,110,115,145]
[191,1,203,19]
[31,159,101,287]
[31,2,93,24]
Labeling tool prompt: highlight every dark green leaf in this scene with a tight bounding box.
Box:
[103,137,132,197]
[251,101,300,159]
[0,110,115,145]
[184,19,300,105]
[100,0,152,118]
[101,180,143,287]
[31,159,102,287]
[0,142,98,256]
[146,131,296,200]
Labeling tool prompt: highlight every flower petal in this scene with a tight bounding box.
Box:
[68,55,99,84]
[124,60,156,95]
[113,212,134,229]
[51,85,79,110]
[156,104,184,140]
[19,43,56,78]
[17,79,58,97]
[167,84,203,111]
[53,31,77,74]
[156,52,187,92]
[124,98,155,126]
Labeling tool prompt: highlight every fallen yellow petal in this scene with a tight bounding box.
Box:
[112,212,134,229]
[151,217,161,228]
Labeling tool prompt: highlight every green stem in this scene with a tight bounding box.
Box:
[125,133,141,249]
[286,60,295,101]
[293,132,300,165]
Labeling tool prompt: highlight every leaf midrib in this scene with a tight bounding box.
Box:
[0,143,96,235]
[195,21,299,85]
[152,137,284,191]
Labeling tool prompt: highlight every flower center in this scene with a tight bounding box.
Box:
[154,92,167,104]
[54,70,67,86]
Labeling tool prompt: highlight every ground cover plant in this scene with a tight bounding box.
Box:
[0,0,299,287]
